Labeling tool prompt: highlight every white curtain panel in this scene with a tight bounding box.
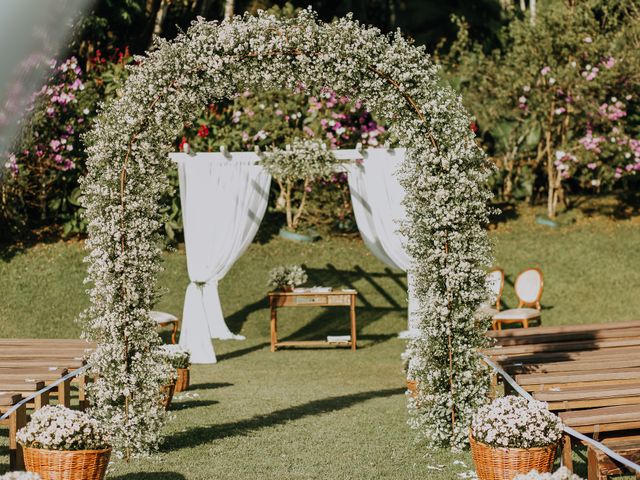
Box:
[346,148,419,336]
[174,152,271,364]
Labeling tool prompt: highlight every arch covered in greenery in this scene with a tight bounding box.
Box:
[83,8,493,455]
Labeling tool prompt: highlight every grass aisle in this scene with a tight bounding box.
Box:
[1,207,638,478]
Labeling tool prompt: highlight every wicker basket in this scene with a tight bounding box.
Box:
[23,447,111,480]
[470,434,557,480]
[161,382,175,410]
[174,367,190,393]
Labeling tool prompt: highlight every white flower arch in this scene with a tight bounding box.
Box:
[82,8,493,455]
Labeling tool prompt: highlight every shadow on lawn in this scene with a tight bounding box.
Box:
[164,387,404,450]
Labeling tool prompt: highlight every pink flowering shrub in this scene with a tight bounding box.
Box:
[179,88,387,234]
[1,50,131,238]
[442,1,640,217]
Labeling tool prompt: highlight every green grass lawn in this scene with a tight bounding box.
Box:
[1,203,639,479]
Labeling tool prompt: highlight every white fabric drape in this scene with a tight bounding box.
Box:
[345,148,419,336]
[174,152,271,364]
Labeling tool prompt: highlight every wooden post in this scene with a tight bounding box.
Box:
[78,374,89,411]
[270,296,277,352]
[562,433,574,472]
[9,403,27,470]
[34,390,49,410]
[58,378,71,408]
[350,293,357,351]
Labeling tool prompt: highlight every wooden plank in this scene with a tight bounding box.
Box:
[523,378,640,393]
[560,405,640,426]
[534,382,640,401]
[564,420,640,434]
[546,396,640,411]
[0,381,45,392]
[492,327,640,347]
[0,372,64,382]
[488,320,640,339]
[0,346,93,355]
[0,359,84,368]
[516,368,640,386]
[0,338,93,345]
[486,338,640,357]
[505,357,640,375]
[0,354,87,362]
[495,346,640,365]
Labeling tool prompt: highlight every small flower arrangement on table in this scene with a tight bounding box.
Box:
[268,265,308,292]
[160,344,191,393]
[17,405,110,480]
[470,396,563,480]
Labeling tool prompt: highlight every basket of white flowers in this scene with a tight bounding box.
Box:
[160,344,191,393]
[470,396,563,480]
[17,405,110,480]
[267,265,307,292]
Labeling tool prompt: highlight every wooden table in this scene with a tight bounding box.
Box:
[268,289,357,351]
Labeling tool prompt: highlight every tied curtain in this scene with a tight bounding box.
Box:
[345,148,419,336]
[174,153,271,364]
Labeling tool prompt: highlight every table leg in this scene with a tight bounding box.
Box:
[270,302,277,352]
[350,294,357,351]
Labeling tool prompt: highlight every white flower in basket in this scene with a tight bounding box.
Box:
[472,396,563,449]
[17,405,109,451]
[159,344,191,370]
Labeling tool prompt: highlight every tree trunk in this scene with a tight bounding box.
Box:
[292,179,310,230]
[545,130,560,218]
[520,0,526,11]
[224,0,234,20]
[153,0,171,38]
[530,0,537,25]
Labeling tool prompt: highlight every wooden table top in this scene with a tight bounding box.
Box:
[268,289,357,297]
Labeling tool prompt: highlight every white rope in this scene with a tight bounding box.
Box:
[481,353,640,474]
[0,365,90,421]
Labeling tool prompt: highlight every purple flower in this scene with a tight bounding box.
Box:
[540,66,551,76]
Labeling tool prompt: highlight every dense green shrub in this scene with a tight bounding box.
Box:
[442,0,640,217]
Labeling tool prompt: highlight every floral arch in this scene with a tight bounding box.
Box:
[83,8,493,455]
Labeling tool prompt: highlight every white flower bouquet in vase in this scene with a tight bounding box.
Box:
[160,344,191,393]
[17,405,110,480]
[267,265,308,292]
[470,396,563,480]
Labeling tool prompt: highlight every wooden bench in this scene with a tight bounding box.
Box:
[587,434,640,480]
[483,320,640,472]
[0,392,26,470]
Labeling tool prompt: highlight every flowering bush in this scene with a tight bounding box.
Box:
[260,138,340,231]
[159,344,191,370]
[514,467,584,480]
[1,50,132,239]
[471,396,563,449]
[442,1,640,217]
[268,265,308,290]
[178,87,386,235]
[17,405,109,451]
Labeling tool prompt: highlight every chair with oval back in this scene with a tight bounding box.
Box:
[491,268,544,330]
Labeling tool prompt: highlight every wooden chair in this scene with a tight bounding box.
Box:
[492,267,543,330]
[478,268,504,317]
[150,311,180,344]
